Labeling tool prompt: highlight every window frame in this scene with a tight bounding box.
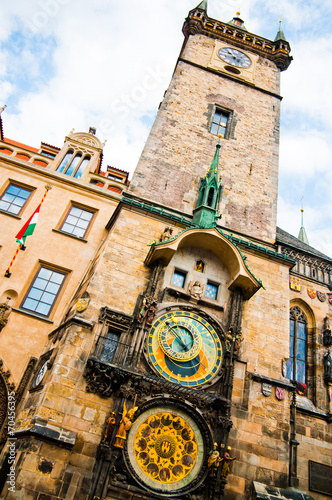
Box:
[56,150,91,178]
[209,105,233,139]
[0,181,34,217]
[205,281,219,301]
[171,269,187,289]
[20,264,68,318]
[58,203,96,240]
[286,306,307,384]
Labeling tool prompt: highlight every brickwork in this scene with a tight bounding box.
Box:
[130,33,281,243]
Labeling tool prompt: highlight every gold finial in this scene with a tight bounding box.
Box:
[236,11,241,16]
[218,134,223,139]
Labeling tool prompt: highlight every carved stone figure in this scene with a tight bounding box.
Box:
[102,412,116,444]
[160,226,173,241]
[220,447,236,478]
[323,350,332,384]
[208,443,222,476]
[188,281,204,300]
[225,331,233,352]
[144,301,157,327]
[0,298,11,332]
[323,316,332,347]
[114,402,138,449]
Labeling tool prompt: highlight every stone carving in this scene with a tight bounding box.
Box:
[160,226,173,242]
[208,443,222,476]
[0,297,12,332]
[114,400,138,449]
[323,350,332,384]
[323,317,332,347]
[188,280,205,300]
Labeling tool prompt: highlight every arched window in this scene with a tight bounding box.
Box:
[286,306,307,384]
[74,155,90,179]
[57,150,74,173]
[56,151,91,178]
[66,153,82,176]
[207,187,214,207]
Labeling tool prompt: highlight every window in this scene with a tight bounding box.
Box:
[96,328,121,364]
[205,282,219,300]
[21,266,67,317]
[286,306,307,384]
[171,270,187,288]
[57,150,91,178]
[210,109,230,137]
[60,205,95,238]
[0,183,32,215]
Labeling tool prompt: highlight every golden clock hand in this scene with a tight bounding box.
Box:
[165,322,188,350]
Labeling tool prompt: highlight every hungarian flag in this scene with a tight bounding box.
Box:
[15,188,49,246]
[16,204,41,246]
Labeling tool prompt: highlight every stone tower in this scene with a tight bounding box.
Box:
[129,5,291,243]
[5,4,332,500]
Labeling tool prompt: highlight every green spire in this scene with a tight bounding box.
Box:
[298,202,309,245]
[274,20,286,41]
[193,137,222,228]
[195,0,207,10]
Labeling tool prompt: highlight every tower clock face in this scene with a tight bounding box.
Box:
[126,406,205,495]
[147,311,222,386]
[218,47,251,68]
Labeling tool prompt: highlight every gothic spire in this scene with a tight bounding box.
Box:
[195,0,207,11]
[298,201,309,245]
[192,137,222,228]
[274,20,286,42]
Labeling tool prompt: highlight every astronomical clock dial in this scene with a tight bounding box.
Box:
[217,47,251,68]
[125,406,205,495]
[147,311,223,386]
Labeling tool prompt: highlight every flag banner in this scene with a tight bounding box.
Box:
[15,187,49,246]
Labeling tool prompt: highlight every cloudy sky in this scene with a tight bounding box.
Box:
[1,0,331,257]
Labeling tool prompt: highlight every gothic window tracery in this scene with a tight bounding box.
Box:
[286,306,307,384]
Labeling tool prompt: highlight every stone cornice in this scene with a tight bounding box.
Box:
[183,8,292,71]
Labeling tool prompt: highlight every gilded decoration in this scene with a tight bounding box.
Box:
[126,407,204,493]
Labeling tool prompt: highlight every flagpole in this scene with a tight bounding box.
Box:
[4,185,52,278]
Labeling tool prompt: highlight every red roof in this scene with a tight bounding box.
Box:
[4,137,39,153]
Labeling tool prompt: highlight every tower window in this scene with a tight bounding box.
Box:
[171,269,187,288]
[286,306,307,384]
[210,108,230,138]
[205,282,219,300]
[96,328,121,364]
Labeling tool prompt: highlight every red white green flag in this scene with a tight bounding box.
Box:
[15,187,49,246]
[15,204,41,245]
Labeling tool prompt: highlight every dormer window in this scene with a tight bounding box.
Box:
[57,150,91,179]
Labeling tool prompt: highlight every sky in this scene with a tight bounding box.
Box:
[0,0,332,257]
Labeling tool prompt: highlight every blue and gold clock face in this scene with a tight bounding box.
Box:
[147,311,223,386]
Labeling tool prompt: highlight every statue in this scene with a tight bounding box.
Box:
[220,447,236,478]
[221,446,236,479]
[225,330,233,352]
[323,350,332,384]
[208,443,222,476]
[160,226,173,242]
[188,281,204,300]
[144,301,157,326]
[102,412,116,444]
[0,298,12,332]
[114,401,138,449]
[323,316,332,347]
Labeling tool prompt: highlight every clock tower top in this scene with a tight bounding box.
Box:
[183,4,292,71]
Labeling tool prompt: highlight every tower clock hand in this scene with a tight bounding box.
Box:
[165,322,188,350]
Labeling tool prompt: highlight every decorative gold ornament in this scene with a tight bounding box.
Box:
[127,406,205,493]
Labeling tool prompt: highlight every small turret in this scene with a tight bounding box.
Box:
[195,0,207,11]
[274,20,286,42]
[193,137,222,228]
[227,11,247,31]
